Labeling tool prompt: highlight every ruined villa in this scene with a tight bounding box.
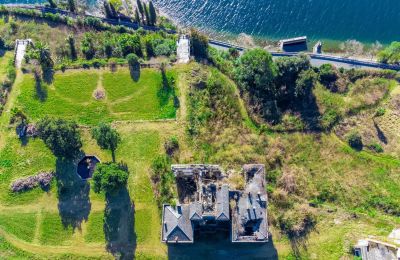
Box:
[161,164,268,243]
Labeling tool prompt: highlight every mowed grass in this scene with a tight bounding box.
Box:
[103,68,177,121]
[85,212,105,243]
[0,137,55,205]
[0,51,13,82]
[39,212,74,245]
[0,212,37,242]
[16,68,178,125]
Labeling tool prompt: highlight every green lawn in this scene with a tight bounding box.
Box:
[16,68,178,125]
[0,137,55,205]
[85,212,105,243]
[0,51,13,82]
[39,213,74,245]
[0,212,37,242]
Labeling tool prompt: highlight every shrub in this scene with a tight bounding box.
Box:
[319,64,338,89]
[368,143,384,153]
[10,171,54,193]
[375,107,386,117]
[348,78,390,111]
[277,204,317,238]
[164,136,179,156]
[347,131,363,150]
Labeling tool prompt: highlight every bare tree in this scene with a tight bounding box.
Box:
[340,39,364,58]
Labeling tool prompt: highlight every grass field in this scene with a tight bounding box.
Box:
[16,68,178,125]
[0,51,13,82]
[1,62,400,259]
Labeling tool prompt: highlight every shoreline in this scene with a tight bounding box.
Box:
[2,2,389,59]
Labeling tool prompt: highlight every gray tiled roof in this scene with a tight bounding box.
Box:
[189,202,202,220]
[162,205,193,243]
[216,184,230,221]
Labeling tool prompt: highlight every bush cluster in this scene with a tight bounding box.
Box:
[150,155,176,208]
[10,171,54,193]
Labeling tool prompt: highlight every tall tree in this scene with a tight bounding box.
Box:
[67,0,76,13]
[144,4,150,25]
[136,0,144,22]
[47,0,57,8]
[93,163,129,194]
[37,117,82,158]
[235,48,277,97]
[66,35,77,61]
[148,1,157,26]
[34,42,54,71]
[91,123,121,162]
[104,0,117,19]
[81,33,96,60]
[190,28,209,59]
[134,8,140,24]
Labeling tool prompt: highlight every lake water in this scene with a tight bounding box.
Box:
[153,0,400,43]
[3,0,400,43]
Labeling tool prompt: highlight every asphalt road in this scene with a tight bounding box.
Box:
[209,40,400,71]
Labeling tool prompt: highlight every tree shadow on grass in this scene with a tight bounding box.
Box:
[287,224,316,258]
[168,231,278,260]
[373,120,388,144]
[34,72,48,102]
[157,68,175,107]
[42,68,54,85]
[129,65,141,82]
[104,187,137,259]
[55,157,91,231]
[296,92,323,131]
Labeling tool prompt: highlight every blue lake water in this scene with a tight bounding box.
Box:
[153,0,400,43]
[2,0,400,43]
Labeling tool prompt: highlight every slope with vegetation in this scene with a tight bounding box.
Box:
[1,7,400,260]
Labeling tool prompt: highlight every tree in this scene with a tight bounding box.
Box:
[104,0,117,19]
[347,131,363,151]
[81,33,96,60]
[318,64,338,88]
[378,41,400,64]
[136,0,144,22]
[148,1,157,26]
[190,28,209,59]
[47,0,57,8]
[117,33,142,56]
[37,117,82,158]
[234,48,277,97]
[0,36,5,49]
[67,0,76,13]
[66,35,77,61]
[134,8,140,24]
[295,69,318,98]
[340,39,364,58]
[144,4,151,25]
[93,163,129,194]
[127,53,140,69]
[34,42,54,71]
[275,55,311,101]
[91,123,121,162]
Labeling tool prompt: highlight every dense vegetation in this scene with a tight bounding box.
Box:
[1,5,400,260]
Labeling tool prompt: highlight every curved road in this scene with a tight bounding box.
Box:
[209,39,400,71]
